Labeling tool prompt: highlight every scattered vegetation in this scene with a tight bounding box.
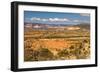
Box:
[24,26,90,61]
[24,39,90,61]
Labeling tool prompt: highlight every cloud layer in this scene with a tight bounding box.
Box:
[29,17,90,24]
[31,17,69,22]
[80,13,90,17]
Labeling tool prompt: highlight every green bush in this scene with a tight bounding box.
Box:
[57,49,69,60]
[24,49,33,61]
[37,48,54,61]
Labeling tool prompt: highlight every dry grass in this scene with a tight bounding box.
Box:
[24,29,90,61]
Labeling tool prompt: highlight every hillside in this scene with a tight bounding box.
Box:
[72,23,90,30]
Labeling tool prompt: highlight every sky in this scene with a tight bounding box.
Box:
[24,11,90,25]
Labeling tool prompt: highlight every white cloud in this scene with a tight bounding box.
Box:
[73,20,80,22]
[48,18,69,22]
[30,17,70,22]
[73,19,90,23]
[31,17,41,21]
[42,19,48,21]
[80,13,90,17]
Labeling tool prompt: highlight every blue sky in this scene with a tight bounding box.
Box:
[24,11,90,25]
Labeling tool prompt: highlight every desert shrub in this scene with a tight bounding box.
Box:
[74,48,83,59]
[69,45,77,55]
[24,48,55,61]
[83,39,88,43]
[24,39,32,49]
[69,45,74,50]
[37,48,54,61]
[32,50,40,61]
[74,42,90,59]
[57,49,69,60]
[24,49,33,61]
[73,43,86,59]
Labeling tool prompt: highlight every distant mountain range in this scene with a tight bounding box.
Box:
[24,22,71,26]
[24,22,90,30]
[71,23,90,30]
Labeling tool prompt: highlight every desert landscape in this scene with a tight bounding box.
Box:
[24,23,90,61]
